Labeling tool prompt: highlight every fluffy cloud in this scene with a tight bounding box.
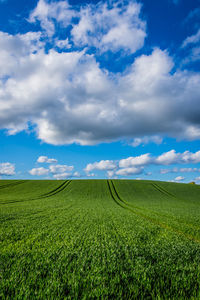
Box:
[131,135,163,147]
[53,172,71,179]
[116,167,143,176]
[0,2,200,146]
[107,170,115,178]
[29,0,75,37]
[30,0,146,53]
[156,150,179,165]
[71,1,146,53]
[119,154,151,168]
[0,162,15,175]
[174,176,184,181]
[37,156,58,163]
[49,164,74,174]
[85,160,116,173]
[29,161,74,177]
[85,150,200,177]
[29,167,49,176]
[157,150,200,165]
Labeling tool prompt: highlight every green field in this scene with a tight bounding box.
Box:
[0,179,200,299]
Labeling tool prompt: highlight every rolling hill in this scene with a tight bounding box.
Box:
[0,179,200,299]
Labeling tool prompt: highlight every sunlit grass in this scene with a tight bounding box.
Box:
[0,179,200,299]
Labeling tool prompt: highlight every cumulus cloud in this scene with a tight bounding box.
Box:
[116,166,143,176]
[49,164,74,174]
[72,1,146,53]
[107,170,115,178]
[29,167,49,176]
[37,156,58,163]
[29,0,75,37]
[29,0,146,53]
[131,135,163,147]
[119,154,151,168]
[156,150,179,165]
[53,172,71,179]
[85,160,116,173]
[85,150,200,177]
[157,150,200,165]
[0,2,200,146]
[29,160,74,177]
[0,162,15,175]
[174,176,185,181]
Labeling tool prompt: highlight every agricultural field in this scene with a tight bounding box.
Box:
[0,179,200,299]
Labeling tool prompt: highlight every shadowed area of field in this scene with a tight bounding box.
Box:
[0,180,200,299]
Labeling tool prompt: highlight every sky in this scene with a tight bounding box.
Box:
[0,0,200,182]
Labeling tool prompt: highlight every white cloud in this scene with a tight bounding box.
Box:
[30,0,146,54]
[86,173,95,177]
[37,156,58,163]
[182,150,200,164]
[0,162,15,175]
[29,0,75,37]
[49,164,74,174]
[182,29,200,48]
[107,170,115,178]
[73,171,81,177]
[55,38,71,49]
[180,167,199,172]
[84,160,116,173]
[157,150,200,165]
[131,135,163,147]
[119,154,151,168]
[156,150,179,165]
[160,167,200,174]
[84,150,200,177]
[53,172,71,179]
[116,167,143,176]
[174,176,185,181]
[29,167,49,176]
[0,3,200,146]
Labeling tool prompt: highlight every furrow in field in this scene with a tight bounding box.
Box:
[0,180,28,190]
[152,183,176,198]
[113,181,200,233]
[108,180,200,244]
[39,180,72,199]
[39,181,69,197]
[107,180,126,209]
[0,180,72,205]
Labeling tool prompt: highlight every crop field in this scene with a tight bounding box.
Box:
[0,179,200,299]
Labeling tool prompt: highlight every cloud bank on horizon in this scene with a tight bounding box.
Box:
[25,150,200,182]
[0,0,200,147]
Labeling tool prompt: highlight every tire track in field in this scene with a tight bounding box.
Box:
[0,180,72,205]
[152,183,177,198]
[108,180,200,244]
[39,181,69,197]
[0,180,28,190]
[39,180,72,199]
[112,180,200,231]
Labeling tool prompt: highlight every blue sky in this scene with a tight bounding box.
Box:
[0,0,200,182]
